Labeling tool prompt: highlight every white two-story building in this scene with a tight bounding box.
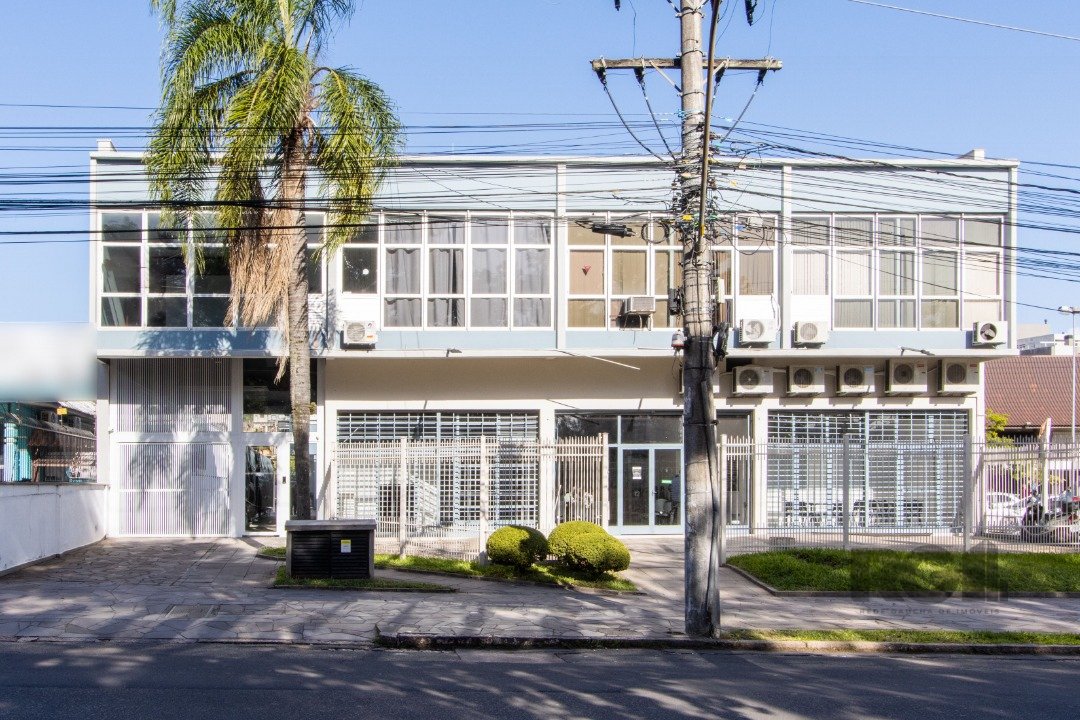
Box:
[90,142,1016,539]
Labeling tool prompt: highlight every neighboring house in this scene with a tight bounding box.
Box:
[90,141,1018,538]
[1017,322,1075,356]
[985,356,1078,442]
[1,401,96,483]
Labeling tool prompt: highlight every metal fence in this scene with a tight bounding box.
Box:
[721,437,1080,558]
[334,435,607,559]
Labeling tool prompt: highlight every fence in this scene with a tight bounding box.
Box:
[2,419,96,484]
[721,437,1080,558]
[334,435,607,559]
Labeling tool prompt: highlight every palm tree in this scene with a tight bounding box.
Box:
[147,0,400,519]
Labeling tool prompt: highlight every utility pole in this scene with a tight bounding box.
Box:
[591,0,780,637]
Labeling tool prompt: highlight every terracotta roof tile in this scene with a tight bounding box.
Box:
[985,356,1079,429]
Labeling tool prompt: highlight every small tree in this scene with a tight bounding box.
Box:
[986,410,1014,447]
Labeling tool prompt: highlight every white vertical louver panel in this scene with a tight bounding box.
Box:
[118,442,230,536]
[113,359,231,433]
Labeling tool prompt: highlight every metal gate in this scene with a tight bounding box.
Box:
[554,435,608,526]
[118,442,230,536]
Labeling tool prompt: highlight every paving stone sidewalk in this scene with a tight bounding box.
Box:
[1,537,1079,645]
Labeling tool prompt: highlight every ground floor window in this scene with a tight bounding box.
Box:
[336,411,538,441]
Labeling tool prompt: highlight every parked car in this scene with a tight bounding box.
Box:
[981,491,1025,536]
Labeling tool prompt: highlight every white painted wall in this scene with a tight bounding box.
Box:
[0,483,107,573]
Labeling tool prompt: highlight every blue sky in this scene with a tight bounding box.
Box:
[2,0,1079,328]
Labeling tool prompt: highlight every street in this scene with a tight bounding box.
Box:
[0,642,1075,719]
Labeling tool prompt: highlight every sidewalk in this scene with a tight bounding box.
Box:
[1,537,1079,645]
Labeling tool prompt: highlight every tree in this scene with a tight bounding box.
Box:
[147,0,400,518]
[986,410,1014,447]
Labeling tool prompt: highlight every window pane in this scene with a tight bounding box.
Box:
[712,250,732,296]
[880,218,915,247]
[343,247,377,293]
[513,298,550,327]
[149,247,186,293]
[428,299,465,327]
[964,300,1000,326]
[621,414,681,443]
[964,253,1000,297]
[193,296,230,327]
[612,251,646,295]
[836,252,871,295]
[347,224,378,244]
[834,299,872,328]
[102,213,141,242]
[568,218,602,245]
[102,246,141,293]
[429,248,464,294]
[965,218,1002,247]
[835,217,873,248]
[515,249,550,294]
[472,249,507,294]
[384,248,420,294]
[101,297,141,327]
[306,248,323,294]
[430,219,465,244]
[569,299,606,327]
[471,298,507,327]
[385,215,421,244]
[922,217,958,247]
[514,219,551,244]
[737,215,776,246]
[148,297,187,327]
[570,250,604,294]
[791,216,829,246]
[878,299,915,328]
[879,251,914,296]
[793,251,828,295]
[611,222,648,247]
[922,299,959,328]
[147,213,181,243]
[194,249,230,294]
[385,298,421,327]
[739,251,773,295]
[305,213,324,245]
[655,252,671,295]
[472,217,508,244]
[922,252,957,296]
[193,212,224,243]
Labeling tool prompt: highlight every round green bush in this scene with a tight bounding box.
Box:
[548,521,630,575]
[486,525,549,569]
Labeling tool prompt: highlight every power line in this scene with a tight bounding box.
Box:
[846,0,1080,43]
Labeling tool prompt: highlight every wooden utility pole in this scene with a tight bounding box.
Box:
[591,0,779,637]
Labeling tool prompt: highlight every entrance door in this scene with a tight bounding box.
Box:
[244,440,291,534]
[619,447,682,532]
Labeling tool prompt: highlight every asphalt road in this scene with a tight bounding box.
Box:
[0,642,1076,719]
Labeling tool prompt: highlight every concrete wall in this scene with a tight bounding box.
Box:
[0,483,107,573]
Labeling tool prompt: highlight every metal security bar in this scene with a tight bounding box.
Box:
[335,435,607,560]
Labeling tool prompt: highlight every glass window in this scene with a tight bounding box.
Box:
[306,248,323,294]
[834,299,873,328]
[964,300,1000,326]
[428,299,464,327]
[738,252,773,295]
[193,296,230,327]
[513,298,550,327]
[385,298,421,327]
[430,218,465,244]
[878,299,915,328]
[793,251,828,295]
[472,217,508,245]
[348,224,378,244]
[342,247,377,293]
[879,217,915,247]
[737,215,776,247]
[102,213,142,242]
[568,218,603,245]
[621,414,681,443]
[922,217,958,247]
[304,213,324,245]
[385,214,421,244]
[791,216,829,246]
[836,253,871,295]
[148,297,187,327]
[922,299,959,328]
[102,246,141,293]
[384,248,420,294]
[515,249,550,294]
[101,297,141,327]
[879,251,914,296]
[834,217,873,248]
[612,251,646,295]
[149,247,186,293]
[194,249,230,294]
[569,299,607,327]
[147,213,181,243]
[964,218,1002,247]
[570,250,605,295]
[657,250,684,295]
[964,254,1000,297]
[429,249,464,294]
[922,252,957,296]
[472,249,506,294]
[514,218,551,244]
[471,298,507,327]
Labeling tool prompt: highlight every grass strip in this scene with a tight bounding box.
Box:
[374,554,637,592]
[272,566,453,592]
[720,629,1080,646]
[257,546,286,560]
[727,548,1080,593]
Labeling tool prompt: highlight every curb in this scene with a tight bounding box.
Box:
[375,633,1080,655]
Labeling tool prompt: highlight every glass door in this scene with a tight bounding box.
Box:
[619,447,682,532]
[244,439,291,534]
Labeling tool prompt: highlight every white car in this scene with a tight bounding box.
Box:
[981,492,1026,536]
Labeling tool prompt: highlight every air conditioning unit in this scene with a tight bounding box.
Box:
[787,366,825,395]
[836,365,876,395]
[939,359,980,395]
[341,320,378,348]
[733,365,773,395]
[793,321,829,346]
[739,318,777,346]
[623,296,656,315]
[972,320,1007,347]
[886,359,929,395]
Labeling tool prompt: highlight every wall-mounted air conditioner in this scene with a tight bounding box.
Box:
[341,320,378,348]
[886,359,929,395]
[939,359,980,395]
[787,366,825,395]
[793,321,829,346]
[733,365,773,395]
[623,296,656,315]
[972,320,1007,347]
[739,318,777,346]
[836,365,876,395]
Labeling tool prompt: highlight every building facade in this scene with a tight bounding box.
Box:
[90,143,1017,538]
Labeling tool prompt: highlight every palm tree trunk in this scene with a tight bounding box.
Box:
[282,129,314,520]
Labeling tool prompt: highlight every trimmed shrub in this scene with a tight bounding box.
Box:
[548,521,631,575]
[486,525,549,569]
